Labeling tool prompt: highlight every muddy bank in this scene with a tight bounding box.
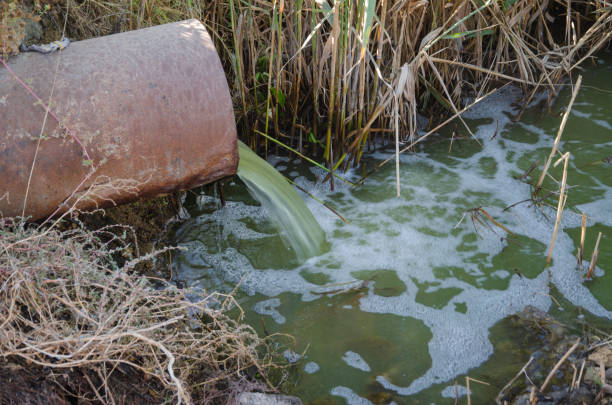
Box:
[500,306,611,405]
[77,193,181,275]
[0,359,163,405]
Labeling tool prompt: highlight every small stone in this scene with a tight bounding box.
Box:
[23,18,43,44]
[568,386,592,403]
[588,346,612,368]
[548,389,568,401]
[510,393,531,405]
[236,392,303,405]
[582,366,599,384]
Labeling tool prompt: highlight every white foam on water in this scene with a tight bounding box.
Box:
[491,270,510,279]
[441,385,468,398]
[331,387,373,405]
[573,108,612,130]
[342,351,371,372]
[283,349,301,363]
[253,298,286,324]
[304,362,320,374]
[577,188,612,224]
[175,85,612,399]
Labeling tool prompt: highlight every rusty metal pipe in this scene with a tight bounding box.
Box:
[0,19,238,220]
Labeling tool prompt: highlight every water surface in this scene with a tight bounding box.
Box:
[172,54,612,404]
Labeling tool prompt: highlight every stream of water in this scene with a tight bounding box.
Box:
[171,54,611,404]
[236,140,327,262]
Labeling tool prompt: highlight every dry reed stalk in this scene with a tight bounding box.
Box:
[540,338,580,392]
[585,231,602,279]
[576,359,586,389]
[495,357,534,405]
[290,0,304,145]
[570,362,577,391]
[38,0,610,171]
[578,212,586,277]
[229,0,250,133]
[465,376,489,405]
[264,0,279,157]
[545,151,570,267]
[324,0,341,166]
[274,0,285,139]
[536,75,582,192]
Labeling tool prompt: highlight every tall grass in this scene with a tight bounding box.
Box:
[47,0,612,169]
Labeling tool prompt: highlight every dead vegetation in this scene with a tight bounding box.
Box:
[0,217,286,404]
[23,0,610,165]
[1,1,610,401]
[3,1,611,178]
[495,306,612,405]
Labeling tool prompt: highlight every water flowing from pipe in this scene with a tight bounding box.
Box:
[236,141,326,262]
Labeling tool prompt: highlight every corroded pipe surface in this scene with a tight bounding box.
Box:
[0,19,238,220]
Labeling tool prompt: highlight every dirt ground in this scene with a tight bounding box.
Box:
[0,196,180,405]
[0,360,164,405]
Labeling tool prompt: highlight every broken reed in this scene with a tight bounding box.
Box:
[45,0,612,169]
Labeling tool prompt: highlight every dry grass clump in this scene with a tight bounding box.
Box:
[0,218,284,404]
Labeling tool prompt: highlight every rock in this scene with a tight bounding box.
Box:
[588,346,612,368]
[548,388,568,402]
[235,392,303,405]
[568,386,592,403]
[514,306,566,342]
[582,366,600,384]
[510,393,531,405]
[23,18,43,44]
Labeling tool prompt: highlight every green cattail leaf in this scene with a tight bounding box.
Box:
[360,0,377,50]
[332,153,347,171]
[441,28,495,40]
[255,129,355,185]
[271,87,286,108]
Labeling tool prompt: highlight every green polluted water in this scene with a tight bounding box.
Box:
[171,54,612,404]
[236,140,327,262]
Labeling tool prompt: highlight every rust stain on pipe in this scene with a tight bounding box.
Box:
[0,19,238,220]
